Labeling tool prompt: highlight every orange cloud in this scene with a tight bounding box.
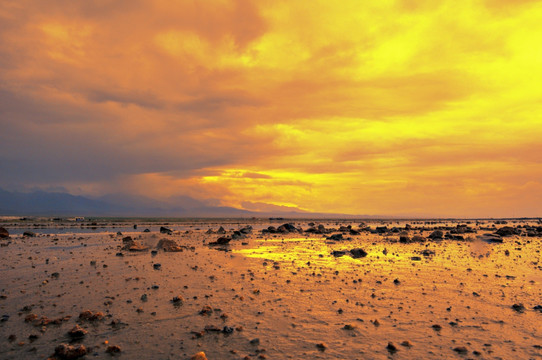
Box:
[0,0,541,217]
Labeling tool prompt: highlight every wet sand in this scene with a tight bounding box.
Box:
[0,220,541,359]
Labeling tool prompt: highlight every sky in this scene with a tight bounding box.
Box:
[1,0,541,218]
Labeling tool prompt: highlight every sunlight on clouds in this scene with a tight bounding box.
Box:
[40,22,93,63]
[1,0,542,217]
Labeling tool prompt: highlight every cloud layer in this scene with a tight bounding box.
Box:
[1,0,541,217]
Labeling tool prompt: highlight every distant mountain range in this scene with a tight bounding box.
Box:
[0,188,367,218]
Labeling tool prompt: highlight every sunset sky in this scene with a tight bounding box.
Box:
[1,0,541,217]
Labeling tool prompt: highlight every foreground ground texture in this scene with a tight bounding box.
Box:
[0,219,541,359]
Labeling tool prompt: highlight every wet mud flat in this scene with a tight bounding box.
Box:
[0,221,541,359]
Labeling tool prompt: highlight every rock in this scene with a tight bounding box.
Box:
[156,239,183,252]
[331,250,348,257]
[400,340,412,347]
[122,239,149,252]
[171,296,184,304]
[79,310,104,321]
[0,227,9,238]
[191,351,208,360]
[23,231,36,237]
[160,226,172,235]
[478,233,503,243]
[421,249,435,256]
[316,343,327,351]
[67,325,87,339]
[199,305,213,315]
[105,345,121,354]
[53,344,88,360]
[327,233,343,241]
[453,346,468,354]
[222,326,234,334]
[277,223,298,233]
[239,226,252,234]
[496,226,518,237]
[375,226,388,234]
[143,228,150,232]
[349,248,368,258]
[343,324,356,330]
[411,235,426,242]
[512,303,525,313]
[387,342,398,353]
[208,236,231,246]
[411,256,422,261]
[428,230,443,239]
[250,338,260,345]
[122,236,132,242]
[534,305,542,312]
[217,226,226,234]
[153,263,161,270]
[399,235,410,243]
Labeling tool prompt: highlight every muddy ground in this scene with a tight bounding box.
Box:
[0,220,541,359]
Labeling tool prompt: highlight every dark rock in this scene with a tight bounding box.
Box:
[67,325,87,339]
[496,226,518,237]
[421,249,435,256]
[153,263,161,270]
[316,343,327,351]
[208,236,231,246]
[105,345,122,354]
[222,326,234,334]
[0,227,9,239]
[160,226,173,235]
[512,303,525,313]
[350,248,368,258]
[239,226,252,234]
[53,344,88,360]
[217,226,226,234]
[387,342,398,353]
[327,233,343,241]
[199,305,213,315]
[23,231,36,237]
[411,256,422,261]
[277,223,298,233]
[143,229,150,232]
[534,305,542,312]
[428,230,443,239]
[453,346,468,354]
[478,233,503,243]
[331,250,348,257]
[171,296,184,304]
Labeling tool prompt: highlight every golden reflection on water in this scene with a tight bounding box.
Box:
[234,237,419,272]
